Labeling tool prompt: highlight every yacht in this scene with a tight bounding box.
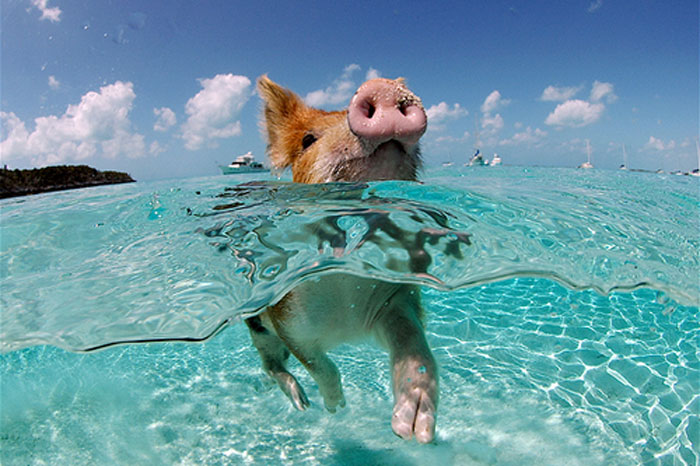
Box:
[220,152,267,175]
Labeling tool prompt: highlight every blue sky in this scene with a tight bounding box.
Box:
[1,0,697,180]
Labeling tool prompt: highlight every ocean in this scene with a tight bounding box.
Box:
[1,166,698,464]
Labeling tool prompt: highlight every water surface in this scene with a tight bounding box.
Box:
[1,167,698,464]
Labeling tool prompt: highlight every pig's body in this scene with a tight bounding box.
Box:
[247,76,438,443]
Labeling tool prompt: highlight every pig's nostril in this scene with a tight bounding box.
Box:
[398,102,407,116]
[366,103,375,119]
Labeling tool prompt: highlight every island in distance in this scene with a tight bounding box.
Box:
[0,165,135,199]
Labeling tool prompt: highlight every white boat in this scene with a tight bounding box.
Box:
[578,140,594,169]
[464,116,488,166]
[490,153,502,166]
[468,149,488,166]
[220,152,267,175]
[692,138,700,177]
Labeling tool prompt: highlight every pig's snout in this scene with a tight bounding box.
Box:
[348,79,427,148]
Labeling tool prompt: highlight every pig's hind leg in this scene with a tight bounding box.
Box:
[245,316,310,410]
[275,336,347,413]
[374,286,439,444]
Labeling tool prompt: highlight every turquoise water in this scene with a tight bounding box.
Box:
[1,167,698,464]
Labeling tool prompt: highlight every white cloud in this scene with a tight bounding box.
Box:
[153,107,176,132]
[588,0,603,12]
[481,113,504,136]
[181,74,251,150]
[477,90,509,143]
[149,141,165,155]
[0,112,31,160]
[30,0,61,22]
[305,64,361,107]
[426,102,468,124]
[499,126,547,146]
[540,85,581,102]
[365,67,381,81]
[644,136,676,151]
[435,131,470,144]
[1,81,146,166]
[545,99,605,127]
[481,90,510,114]
[48,75,60,90]
[590,81,617,103]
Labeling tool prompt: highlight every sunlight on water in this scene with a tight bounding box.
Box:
[1,281,697,464]
[1,167,698,464]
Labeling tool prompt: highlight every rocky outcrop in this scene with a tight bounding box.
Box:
[0,165,135,199]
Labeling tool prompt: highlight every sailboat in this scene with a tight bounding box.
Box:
[691,138,700,177]
[466,116,488,166]
[468,150,488,166]
[619,144,628,170]
[578,140,594,169]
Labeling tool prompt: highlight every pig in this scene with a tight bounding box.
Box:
[246,75,437,443]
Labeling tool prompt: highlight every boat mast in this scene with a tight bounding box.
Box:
[473,116,481,152]
[586,139,592,165]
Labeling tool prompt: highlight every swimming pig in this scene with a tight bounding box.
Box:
[247,75,437,443]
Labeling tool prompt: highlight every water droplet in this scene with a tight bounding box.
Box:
[148,207,165,220]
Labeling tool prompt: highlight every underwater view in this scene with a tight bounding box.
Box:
[1,167,698,464]
[2,1,699,464]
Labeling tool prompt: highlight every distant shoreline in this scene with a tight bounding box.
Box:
[0,165,135,199]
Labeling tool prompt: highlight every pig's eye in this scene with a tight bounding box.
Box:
[301,133,317,150]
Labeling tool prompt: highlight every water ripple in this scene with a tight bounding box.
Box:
[0,168,697,352]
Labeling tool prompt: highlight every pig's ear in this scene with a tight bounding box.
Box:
[257,75,304,169]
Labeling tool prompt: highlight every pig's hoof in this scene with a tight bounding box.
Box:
[289,385,310,411]
[274,372,310,411]
[391,372,437,444]
[322,389,346,413]
[392,389,436,443]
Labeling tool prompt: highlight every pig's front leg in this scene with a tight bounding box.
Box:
[374,286,439,443]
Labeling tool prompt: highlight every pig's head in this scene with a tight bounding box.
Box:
[258,76,427,184]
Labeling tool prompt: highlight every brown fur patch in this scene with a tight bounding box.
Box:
[258,75,346,182]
